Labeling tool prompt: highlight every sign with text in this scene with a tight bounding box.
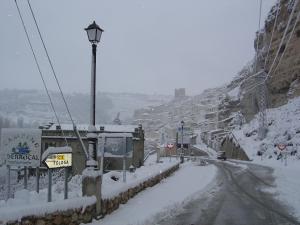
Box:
[0,128,41,167]
[44,153,72,169]
[98,133,133,157]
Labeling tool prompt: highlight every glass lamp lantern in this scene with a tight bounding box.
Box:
[85,21,104,44]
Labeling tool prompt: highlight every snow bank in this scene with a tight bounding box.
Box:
[0,174,95,223]
[102,158,178,199]
[272,161,300,220]
[88,162,217,225]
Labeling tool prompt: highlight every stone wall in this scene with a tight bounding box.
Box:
[220,136,249,161]
[5,205,96,225]
[4,163,179,225]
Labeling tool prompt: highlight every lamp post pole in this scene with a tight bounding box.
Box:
[181,122,184,154]
[83,21,104,216]
[86,43,97,167]
[180,120,184,163]
[91,43,97,127]
[85,21,104,168]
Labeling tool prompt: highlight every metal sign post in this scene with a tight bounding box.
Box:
[64,167,68,199]
[24,166,28,189]
[1,129,42,168]
[123,137,127,183]
[6,165,11,201]
[99,137,106,175]
[36,167,40,193]
[42,146,72,202]
[48,169,52,202]
[284,151,288,166]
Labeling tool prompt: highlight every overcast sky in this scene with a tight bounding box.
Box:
[0,0,276,95]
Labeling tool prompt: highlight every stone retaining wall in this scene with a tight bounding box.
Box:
[4,163,179,225]
[4,205,96,225]
[220,137,249,161]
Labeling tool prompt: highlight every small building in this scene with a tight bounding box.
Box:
[41,123,144,175]
[174,88,186,99]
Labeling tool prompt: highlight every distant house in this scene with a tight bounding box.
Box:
[41,123,144,175]
[174,88,186,99]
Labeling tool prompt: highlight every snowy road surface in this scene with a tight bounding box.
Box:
[156,160,300,225]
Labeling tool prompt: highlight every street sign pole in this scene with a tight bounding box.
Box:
[285,151,288,166]
[123,137,126,183]
[24,166,28,189]
[100,137,106,175]
[42,147,73,202]
[64,167,68,199]
[48,169,52,202]
[6,165,11,201]
[36,167,40,193]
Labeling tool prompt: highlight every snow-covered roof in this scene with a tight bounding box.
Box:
[99,133,133,138]
[46,124,138,133]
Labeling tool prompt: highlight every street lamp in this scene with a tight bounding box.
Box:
[181,120,184,150]
[180,120,184,163]
[85,21,104,167]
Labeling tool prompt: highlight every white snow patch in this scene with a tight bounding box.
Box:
[193,144,217,157]
[102,159,178,199]
[227,86,240,100]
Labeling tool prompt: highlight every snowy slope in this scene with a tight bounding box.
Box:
[231,96,300,219]
[233,96,300,162]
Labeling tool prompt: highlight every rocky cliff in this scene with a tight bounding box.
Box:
[222,0,300,124]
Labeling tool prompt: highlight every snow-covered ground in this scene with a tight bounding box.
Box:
[233,96,300,163]
[87,161,217,225]
[102,158,178,199]
[0,174,95,223]
[271,160,300,220]
[0,155,178,223]
[231,96,300,220]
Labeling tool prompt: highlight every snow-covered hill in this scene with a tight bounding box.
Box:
[0,89,171,128]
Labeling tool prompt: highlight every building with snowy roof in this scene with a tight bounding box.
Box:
[40,123,144,174]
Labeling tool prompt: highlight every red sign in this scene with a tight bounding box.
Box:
[167,144,174,149]
[277,144,286,151]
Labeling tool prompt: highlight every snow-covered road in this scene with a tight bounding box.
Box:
[156,160,300,225]
[87,161,217,225]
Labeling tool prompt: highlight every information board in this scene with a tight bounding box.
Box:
[0,128,42,167]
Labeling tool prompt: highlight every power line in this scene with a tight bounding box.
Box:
[272,9,300,75]
[263,0,280,70]
[14,0,68,147]
[26,0,75,127]
[266,0,299,79]
[26,0,89,158]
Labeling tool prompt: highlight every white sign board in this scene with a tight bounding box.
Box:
[44,153,72,169]
[0,128,42,167]
[98,133,133,157]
